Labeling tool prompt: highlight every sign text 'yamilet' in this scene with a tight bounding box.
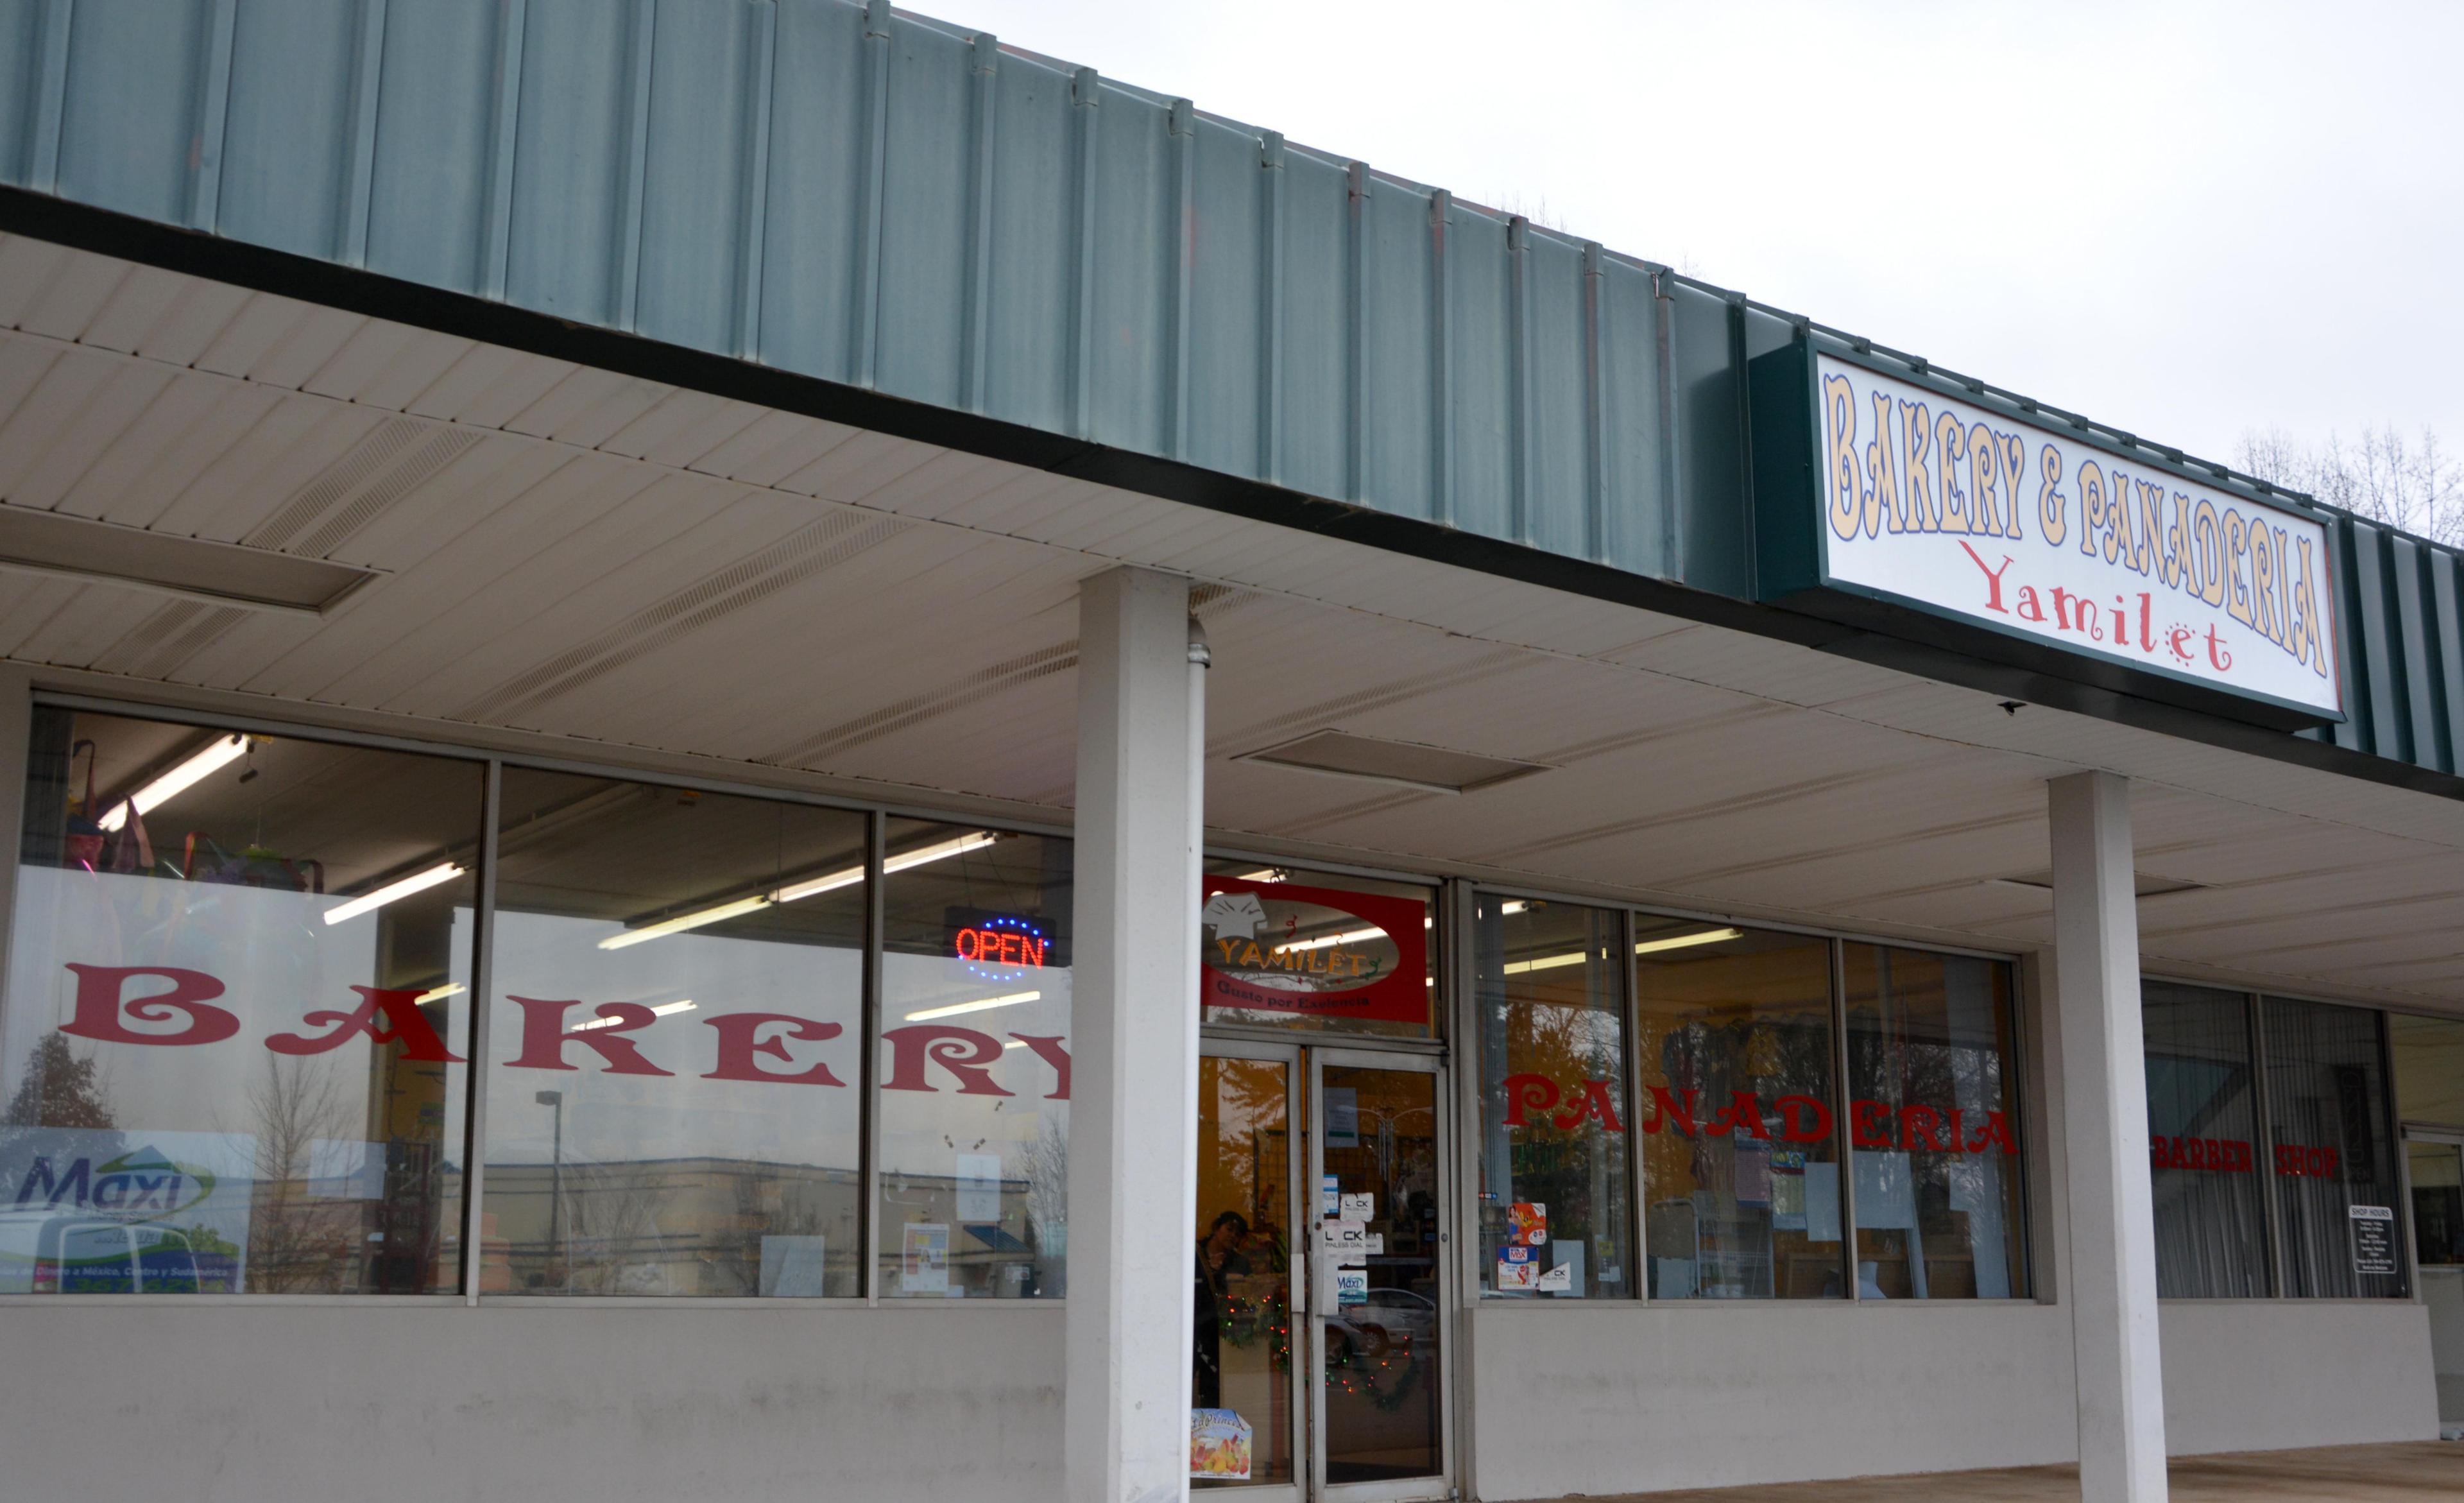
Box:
[1812,354,2342,719]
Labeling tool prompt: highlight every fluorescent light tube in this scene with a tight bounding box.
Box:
[771,830,997,904]
[905,989,1041,1022]
[599,895,773,950]
[1503,950,1592,975]
[99,734,247,831]
[604,831,998,949]
[1275,926,1385,955]
[571,999,697,1032]
[323,862,463,925]
[415,983,464,1004]
[1634,926,1743,956]
[771,865,862,903]
[886,830,998,874]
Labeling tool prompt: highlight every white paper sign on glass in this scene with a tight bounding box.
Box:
[1813,355,2342,718]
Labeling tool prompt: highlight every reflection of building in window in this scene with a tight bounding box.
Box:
[1842,944,2024,1301]
[2143,982,2268,1298]
[479,1157,862,1297]
[1636,925,1839,1301]
[2,707,481,1297]
[1474,897,1630,1300]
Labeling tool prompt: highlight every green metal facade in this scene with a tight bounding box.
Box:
[1,0,2460,789]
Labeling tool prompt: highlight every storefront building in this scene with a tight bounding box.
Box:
[1,6,2462,1502]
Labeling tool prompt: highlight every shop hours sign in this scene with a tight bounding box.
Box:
[1750,340,2345,728]
[2350,1204,2397,1277]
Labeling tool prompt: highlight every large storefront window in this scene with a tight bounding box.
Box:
[2143,982,2268,1298]
[1636,923,1842,1300]
[876,819,1072,1299]
[2392,1011,2464,1129]
[3,708,480,1294]
[2264,995,2405,1299]
[1472,897,1631,1298]
[483,769,867,1298]
[1842,945,2025,1300]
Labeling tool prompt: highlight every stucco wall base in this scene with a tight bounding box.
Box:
[0,1302,1060,1502]
[1469,1300,2443,1500]
[2159,1300,2438,1456]
[1467,1302,2078,1500]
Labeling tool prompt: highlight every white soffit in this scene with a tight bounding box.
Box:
[4,234,2464,1011]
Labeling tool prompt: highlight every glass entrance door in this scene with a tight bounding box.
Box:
[2408,1134,2464,1425]
[1195,1044,1451,1501]
[1195,1047,1305,1497]
[1311,1050,1448,1501]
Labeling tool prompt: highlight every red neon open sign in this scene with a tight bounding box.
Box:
[954,920,1048,970]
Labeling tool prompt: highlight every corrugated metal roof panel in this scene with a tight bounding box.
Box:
[1,0,2461,797]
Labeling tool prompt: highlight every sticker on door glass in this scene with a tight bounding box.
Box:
[1496,1243,1539,1291]
[902,1223,949,1295]
[1323,1087,1360,1149]
[1507,1201,1548,1246]
[1191,1409,1253,1480]
[1333,1266,1369,1306]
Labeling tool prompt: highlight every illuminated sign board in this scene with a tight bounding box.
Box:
[1750,341,2344,727]
[1198,877,1427,1025]
[952,915,1049,974]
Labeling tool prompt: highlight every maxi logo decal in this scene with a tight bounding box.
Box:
[1813,355,2341,717]
[44,964,1068,1099]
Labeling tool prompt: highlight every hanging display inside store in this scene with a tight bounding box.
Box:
[1198,876,1426,1024]
[1750,338,2345,728]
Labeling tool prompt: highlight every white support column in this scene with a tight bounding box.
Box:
[1067,567,1204,1503]
[2048,771,2168,1503]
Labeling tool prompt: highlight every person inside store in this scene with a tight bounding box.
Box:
[1193,1210,1253,1408]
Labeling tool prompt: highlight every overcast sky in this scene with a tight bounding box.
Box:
[945,0,2461,469]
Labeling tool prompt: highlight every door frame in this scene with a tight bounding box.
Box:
[1197,1038,1459,1503]
[2403,1127,2464,1295]
[1198,1038,1308,1503]
[1309,1044,1456,1503]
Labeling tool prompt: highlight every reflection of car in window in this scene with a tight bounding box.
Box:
[1326,1286,1436,1360]
[0,1213,203,1294]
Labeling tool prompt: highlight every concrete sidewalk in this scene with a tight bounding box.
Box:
[1523,1440,2464,1501]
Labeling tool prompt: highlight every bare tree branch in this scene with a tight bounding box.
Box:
[2239,425,2463,546]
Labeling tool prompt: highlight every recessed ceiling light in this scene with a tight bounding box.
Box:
[1988,872,2206,898]
[1238,730,1549,795]
[0,504,374,614]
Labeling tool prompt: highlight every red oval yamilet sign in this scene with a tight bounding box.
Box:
[1198,877,1427,1024]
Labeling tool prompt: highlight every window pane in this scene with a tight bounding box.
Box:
[1842,945,2026,1300]
[2391,1012,2464,1131]
[3,708,479,1295]
[483,770,866,1298]
[1472,897,1631,1298]
[2264,997,2404,1299]
[1199,861,1436,1039]
[2143,982,2268,1298]
[1636,922,1840,1300]
[2406,1143,2463,1270]
[877,820,1070,1298]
